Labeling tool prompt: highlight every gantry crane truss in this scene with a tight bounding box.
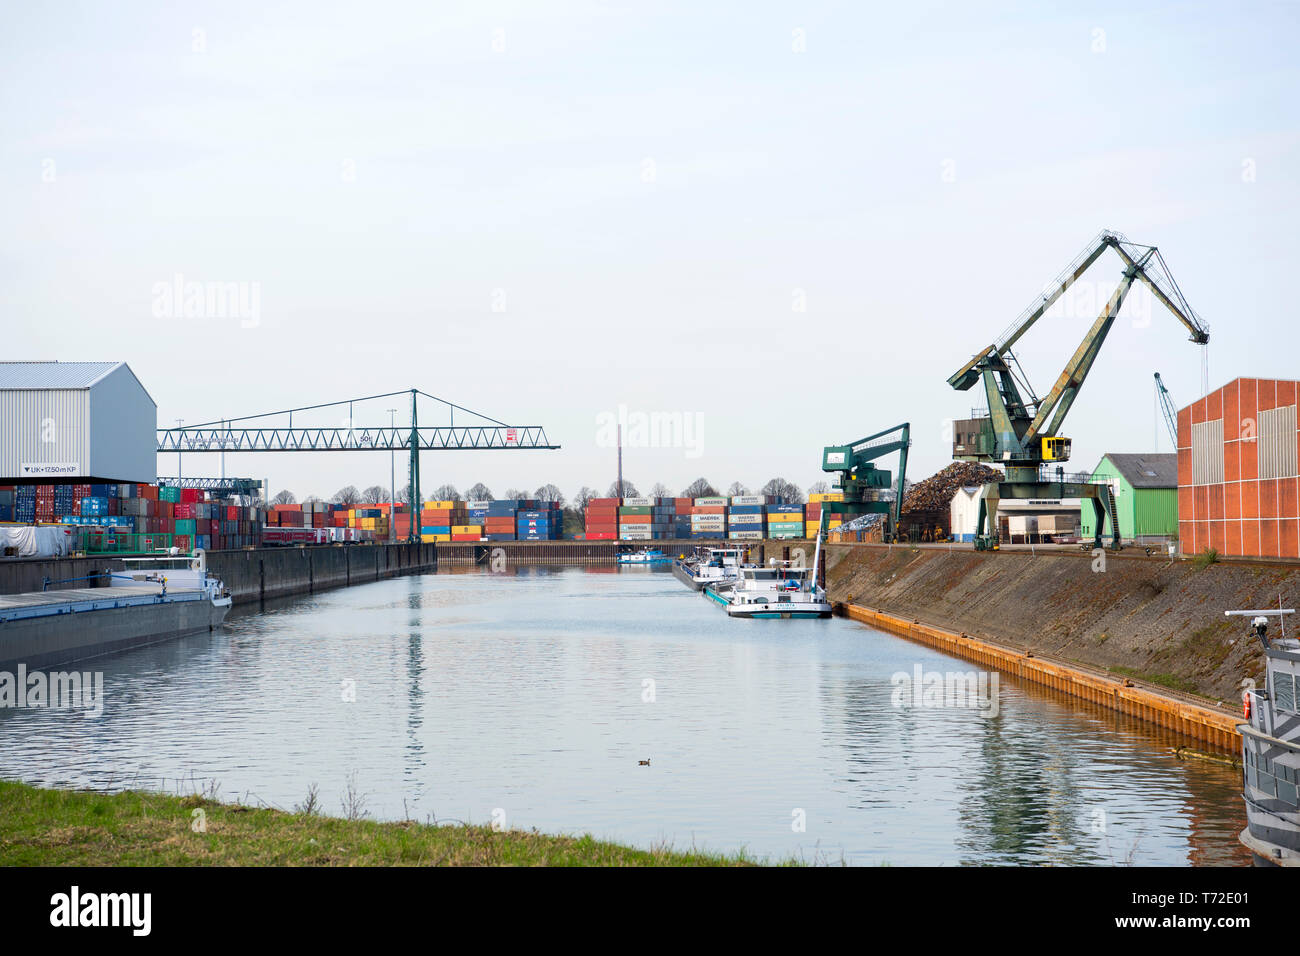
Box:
[157,388,559,541]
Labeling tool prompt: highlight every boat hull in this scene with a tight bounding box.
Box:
[0,591,230,670]
[672,561,706,590]
[726,603,832,619]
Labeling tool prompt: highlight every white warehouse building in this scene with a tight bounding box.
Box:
[0,362,157,484]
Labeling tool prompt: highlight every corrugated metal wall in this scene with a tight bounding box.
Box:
[1191,418,1224,485]
[87,366,157,483]
[1133,488,1179,536]
[0,388,88,478]
[1259,404,1298,480]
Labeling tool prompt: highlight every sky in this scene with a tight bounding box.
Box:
[3,1,1298,502]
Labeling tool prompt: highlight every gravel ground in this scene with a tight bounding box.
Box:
[825,544,1297,702]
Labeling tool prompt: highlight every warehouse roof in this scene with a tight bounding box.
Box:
[0,362,154,405]
[1101,453,1178,490]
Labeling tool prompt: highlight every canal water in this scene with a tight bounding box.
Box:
[0,566,1249,865]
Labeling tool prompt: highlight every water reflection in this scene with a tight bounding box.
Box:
[0,565,1248,865]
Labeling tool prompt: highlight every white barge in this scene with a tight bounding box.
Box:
[0,556,231,670]
[672,547,745,590]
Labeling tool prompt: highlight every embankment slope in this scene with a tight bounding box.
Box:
[826,545,1297,702]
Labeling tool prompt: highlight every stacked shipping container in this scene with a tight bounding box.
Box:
[1,482,264,552]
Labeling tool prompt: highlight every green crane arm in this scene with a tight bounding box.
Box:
[1023,250,1151,444]
[948,232,1116,391]
[947,231,1210,395]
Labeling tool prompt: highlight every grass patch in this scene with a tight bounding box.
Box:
[0,780,787,867]
[1110,665,1199,695]
[1192,547,1219,570]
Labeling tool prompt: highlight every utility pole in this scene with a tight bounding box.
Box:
[617,424,623,498]
[387,408,397,543]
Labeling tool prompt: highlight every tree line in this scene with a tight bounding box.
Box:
[269,477,832,509]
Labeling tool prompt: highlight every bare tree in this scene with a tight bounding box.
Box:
[533,484,565,507]
[271,489,296,506]
[682,477,719,498]
[504,488,528,500]
[303,495,323,505]
[650,482,671,498]
[607,480,639,498]
[807,480,831,495]
[397,483,412,503]
[573,486,599,510]
[760,477,804,504]
[726,481,749,497]
[361,485,389,504]
[430,483,459,501]
[334,485,361,505]
[465,482,493,501]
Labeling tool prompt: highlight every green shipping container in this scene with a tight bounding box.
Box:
[159,486,182,503]
[175,518,197,535]
[618,506,652,515]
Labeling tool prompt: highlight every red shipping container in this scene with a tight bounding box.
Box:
[586,531,617,540]
[181,488,201,504]
[451,533,479,541]
[587,498,620,507]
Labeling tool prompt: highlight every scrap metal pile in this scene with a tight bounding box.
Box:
[902,462,1003,514]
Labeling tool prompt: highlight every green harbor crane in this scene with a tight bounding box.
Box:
[947,230,1209,551]
[820,422,910,542]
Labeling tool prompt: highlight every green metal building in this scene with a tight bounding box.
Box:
[1079,453,1179,544]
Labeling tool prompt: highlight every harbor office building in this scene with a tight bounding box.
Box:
[1079,453,1179,546]
[0,362,157,484]
[1179,377,1300,559]
[949,487,1080,543]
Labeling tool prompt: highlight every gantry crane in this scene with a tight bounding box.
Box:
[820,422,910,542]
[1154,372,1179,451]
[948,230,1209,550]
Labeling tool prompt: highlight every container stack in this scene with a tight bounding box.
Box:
[765,503,804,539]
[419,500,467,542]
[672,498,692,539]
[1,481,265,552]
[618,496,653,541]
[727,494,772,541]
[583,498,619,540]
[806,491,845,538]
[650,497,678,539]
[689,496,727,539]
[517,505,561,540]
[484,499,521,540]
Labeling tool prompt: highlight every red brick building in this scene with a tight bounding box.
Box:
[1178,377,1300,558]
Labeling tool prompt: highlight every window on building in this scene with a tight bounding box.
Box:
[1259,404,1298,479]
[1274,670,1296,712]
[1191,418,1224,485]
